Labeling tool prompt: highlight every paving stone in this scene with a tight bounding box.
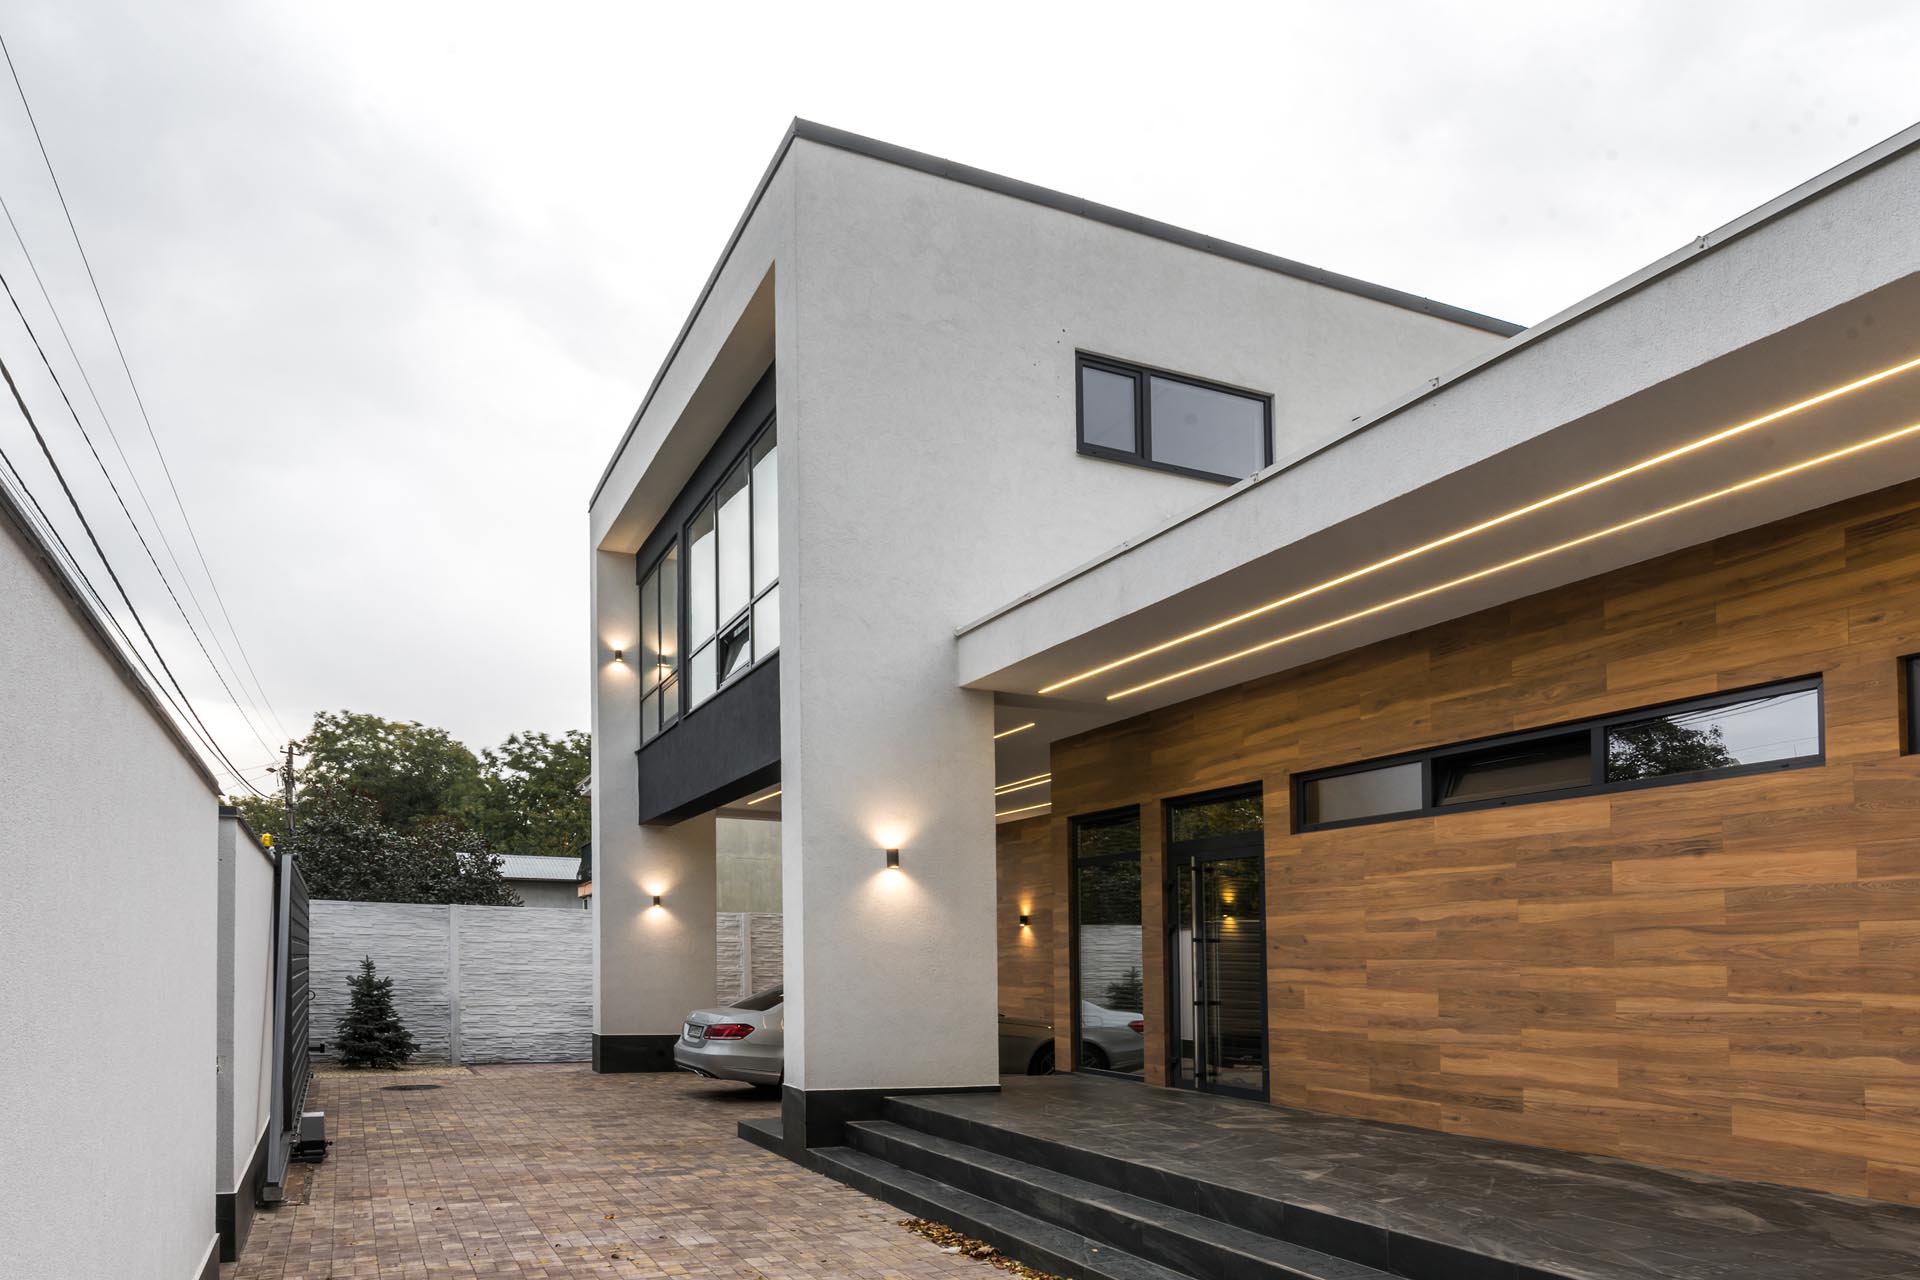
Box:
[225,1065,993,1280]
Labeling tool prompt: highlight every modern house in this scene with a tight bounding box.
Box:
[588,116,1920,1262]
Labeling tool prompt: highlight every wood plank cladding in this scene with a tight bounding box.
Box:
[1047,478,1920,1205]
[996,815,1053,1023]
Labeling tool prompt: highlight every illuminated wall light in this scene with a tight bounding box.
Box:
[746,788,782,806]
[1019,913,1032,928]
[993,722,1037,740]
[1107,418,1920,700]
[1041,353,1920,695]
[613,649,625,663]
[650,894,662,907]
[885,848,901,869]
[993,772,1051,795]
[995,801,1052,819]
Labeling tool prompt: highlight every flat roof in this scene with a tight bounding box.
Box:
[590,119,1523,507]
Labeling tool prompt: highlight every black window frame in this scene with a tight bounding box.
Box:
[679,413,779,719]
[636,539,681,745]
[1906,654,1920,754]
[1068,806,1145,1083]
[1074,352,1273,484]
[1294,675,1826,833]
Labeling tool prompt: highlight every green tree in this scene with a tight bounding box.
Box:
[336,957,418,1069]
[301,710,483,830]
[286,792,520,906]
[226,792,288,844]
[471,730,590,858]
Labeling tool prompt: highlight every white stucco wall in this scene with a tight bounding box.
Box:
[216,813,278,1195]
[773,138,1507,1094]
[0,513,221,1280]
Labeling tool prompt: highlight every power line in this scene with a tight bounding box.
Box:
[0,342,269,797]
[0,264,281,758]
[0,437,249,788]
[0,31,292,744]
[0,187,288,745]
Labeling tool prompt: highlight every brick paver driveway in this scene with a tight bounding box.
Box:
[227,1064,993,1279]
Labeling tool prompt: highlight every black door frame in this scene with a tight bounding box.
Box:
[1162,784,1270,1102]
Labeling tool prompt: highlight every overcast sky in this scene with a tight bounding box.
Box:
[0,2,1914,793]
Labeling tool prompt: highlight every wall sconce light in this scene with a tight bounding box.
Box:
[885,848,900,869]
[613,649,625,663]
[651,894,662,907]
[1018,913,1031,928]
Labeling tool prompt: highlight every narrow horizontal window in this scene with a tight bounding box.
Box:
[1436,731,1589,805]
[1301,760,1421,826]
[1295,677,1822,832]
[1077,353,1270,483]
[1605,687,1820,783]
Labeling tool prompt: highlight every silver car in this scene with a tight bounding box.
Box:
[674,984,784,1087]
[997,1002,1145,1075]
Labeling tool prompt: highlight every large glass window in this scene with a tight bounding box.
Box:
[1076,353,1270,482]
[1072,810,1145,1080]
[1295,677,1823,831]
[638,543,680,745]
[683,420,779,712]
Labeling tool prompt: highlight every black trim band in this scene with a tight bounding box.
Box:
[779,1084,1000,1155]
[592,1033,681,1073]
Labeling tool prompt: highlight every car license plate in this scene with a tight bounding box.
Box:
[684,1023,705,1041]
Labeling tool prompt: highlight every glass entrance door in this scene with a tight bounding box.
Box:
[1167,790,1267,1100]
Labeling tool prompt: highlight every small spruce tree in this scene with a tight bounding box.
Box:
[336,956,418,1069]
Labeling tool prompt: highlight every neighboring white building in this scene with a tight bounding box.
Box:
[498,853,587,908]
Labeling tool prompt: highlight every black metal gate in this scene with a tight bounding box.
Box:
[263,853,312,1198]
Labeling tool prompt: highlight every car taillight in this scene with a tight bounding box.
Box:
[1128,1020,1144,1035]
[703,1023,755,1040]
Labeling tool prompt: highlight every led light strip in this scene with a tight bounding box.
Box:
[995,801,1052,819]
[746,788,782,805]
[993,722,1036,740]
[1107,418,1920,700]
[993,772,1051,795]
[1041,353,1920,695]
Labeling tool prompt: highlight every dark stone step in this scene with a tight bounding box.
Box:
[848,1119,1396,1280]
[737,1115,783,1155]
[880,1094,1574,1280]
[809,1144,1199,1280]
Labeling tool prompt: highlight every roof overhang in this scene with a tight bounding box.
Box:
[960,122,1920,733]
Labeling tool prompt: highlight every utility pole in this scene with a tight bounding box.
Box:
[280,740,297,838]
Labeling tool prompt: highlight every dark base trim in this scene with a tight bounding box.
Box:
[780,1084,998,1156]
[216,1122,271,1261]
[194,1235,220,1280]
[592,1033,680,1073]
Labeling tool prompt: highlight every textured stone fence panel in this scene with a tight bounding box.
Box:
[311,900,590,1064]
[313,902,785,1064]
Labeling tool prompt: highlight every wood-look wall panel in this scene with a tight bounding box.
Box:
[1048,478,1920,1204]
[994,816,1053,1023]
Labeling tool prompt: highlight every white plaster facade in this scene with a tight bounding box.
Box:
[588,122,1512,1107]
[216,812,278,1222]
[0,494,225,1280]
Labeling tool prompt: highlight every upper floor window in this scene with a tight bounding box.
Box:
[686,421,779,711]
[638,543,680,744]
[1076,353,1271,483]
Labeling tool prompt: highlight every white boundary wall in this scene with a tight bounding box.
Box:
[1,504,222,1280]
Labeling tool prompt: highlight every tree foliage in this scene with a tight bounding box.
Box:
[284,792,520,906]
[470,730,590,860]
[301,710,484,830]
[336,956,418,1069]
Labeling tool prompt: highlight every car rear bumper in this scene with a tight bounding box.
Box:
[673,1039,782,1086]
